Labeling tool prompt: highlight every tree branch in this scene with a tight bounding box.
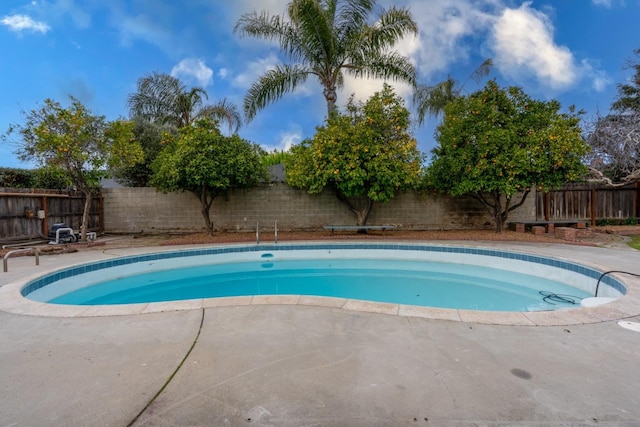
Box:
[506,187,531,213]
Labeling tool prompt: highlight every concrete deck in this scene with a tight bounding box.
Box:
[1,241,640,426]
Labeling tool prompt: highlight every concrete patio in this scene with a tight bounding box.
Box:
[1,240,639,426]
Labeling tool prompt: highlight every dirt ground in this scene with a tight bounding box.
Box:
[2,225,639,257]
[80,225,640,252]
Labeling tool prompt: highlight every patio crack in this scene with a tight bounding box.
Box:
[126,308,205,427]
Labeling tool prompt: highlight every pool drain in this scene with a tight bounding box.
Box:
[618,320,640,332]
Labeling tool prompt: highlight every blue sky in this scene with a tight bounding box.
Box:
[1,0,639,169]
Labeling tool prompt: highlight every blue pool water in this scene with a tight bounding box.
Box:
[23,244,626,313]
[45,257,591,312]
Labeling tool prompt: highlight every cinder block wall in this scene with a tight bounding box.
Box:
[102,184,536,233]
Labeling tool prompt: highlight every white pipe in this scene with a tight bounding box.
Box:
[275,220,278,244]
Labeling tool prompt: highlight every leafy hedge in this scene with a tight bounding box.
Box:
[260,150,291,167]
[595,217,640,226]
[0,167,72,190]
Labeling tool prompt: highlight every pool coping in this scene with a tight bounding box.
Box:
[1,241,640,326]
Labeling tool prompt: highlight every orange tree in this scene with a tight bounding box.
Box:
[427,80,589,232]
[7,97,142,241]
[286,84,423,228]
[151,119,267,235]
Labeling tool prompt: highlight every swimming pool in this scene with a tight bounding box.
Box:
[21,243,625,314]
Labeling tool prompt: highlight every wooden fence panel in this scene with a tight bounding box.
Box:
[536,183,639,224]
[596,188,636,219]
[0,188,102,242]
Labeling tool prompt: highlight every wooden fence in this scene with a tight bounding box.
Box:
[536,183,640,225]
[0,188,103,242]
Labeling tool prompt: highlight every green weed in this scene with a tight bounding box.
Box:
[627,235,640,251]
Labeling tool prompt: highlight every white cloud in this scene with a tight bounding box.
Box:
[592,0,612,7]
[231,53,280,89]
[388,0,497,79]
[278,128,302,151]
[592,76,610,92]
[339,76,413,110]
[171,58,214,87]
[490,2,578,90]
[218,68,229,79]
[1,14,50,34]
[47,0,91,29]
[580,59,612,92]
[266,125,303,152]
[116,13,172,51]
[227,0,289,18]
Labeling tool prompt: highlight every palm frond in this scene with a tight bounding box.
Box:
[127,72,186,124]
[366,6,418,53]
[233,10,284,40]
[289,0,336,66]
[334,0,374,44]
[338,0,374,27]
[234,10,306,62]
[244,64,311,121]
[457,58,493,91]
[413,78,459,125]
[470,58,493,83]
[347,51,416,86]
[174,87,208,127]
[197,99,243,134]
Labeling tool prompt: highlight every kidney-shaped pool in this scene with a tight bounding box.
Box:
[21,243,625,313]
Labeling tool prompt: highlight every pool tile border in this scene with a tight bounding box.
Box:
[19,243,628,297]
[1,242,638,326]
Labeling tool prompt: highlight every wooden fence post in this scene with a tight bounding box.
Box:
[544,192,551,222]
[41,195,48,236]
[636,182,640,219]
[98,194,104,233]
[591,188,597,227]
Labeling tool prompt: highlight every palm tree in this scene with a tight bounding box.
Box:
[413,58,492,125]
[127,72,242,133]
[234,0,418,121]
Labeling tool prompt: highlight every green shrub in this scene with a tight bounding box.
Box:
[31,167,72,189]
[0,166,72,189]
[261,150,291,167]
[0,168,34,188]
[596,217,639,226]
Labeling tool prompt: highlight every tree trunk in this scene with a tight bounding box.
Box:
[196,187,216,235]
[80,190,92,241]
[323,83,337,117]
[472,188,531,233]
[495,213,506,233]
[200,206,213,235]
[355,199,374,233]
[334,190,374,233]
[492,192,504,233]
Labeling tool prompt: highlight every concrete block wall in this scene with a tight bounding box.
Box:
[102,188,203,232]
[102,184,537,233]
